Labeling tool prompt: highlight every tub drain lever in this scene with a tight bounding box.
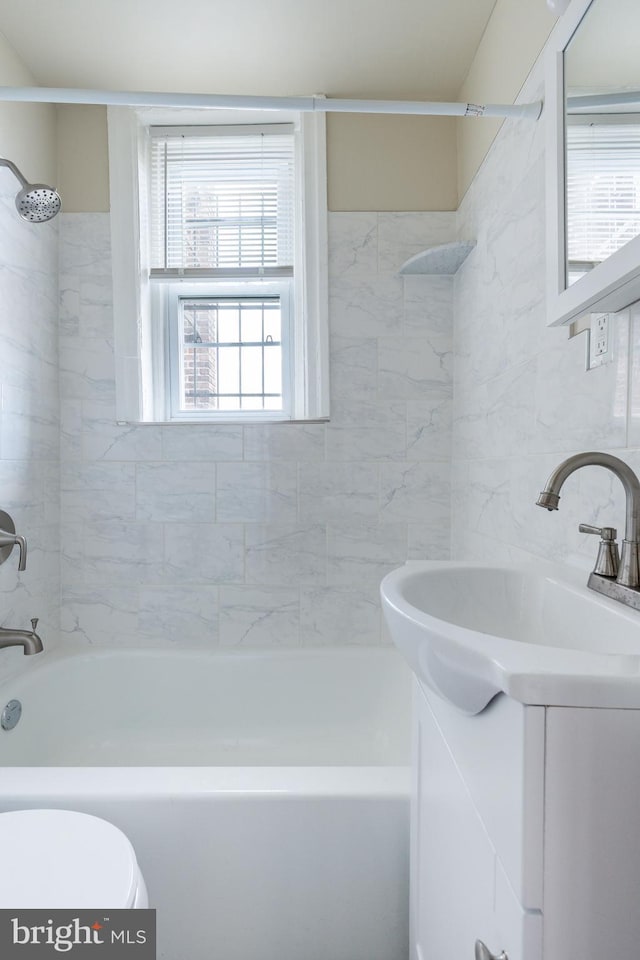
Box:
[475,942,508,960]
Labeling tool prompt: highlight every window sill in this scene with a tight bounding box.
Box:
[116,418,331,426]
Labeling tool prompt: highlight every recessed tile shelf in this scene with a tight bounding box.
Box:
[397,241,476,276]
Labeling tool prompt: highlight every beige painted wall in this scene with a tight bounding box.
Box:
[0,31,56,188]
[327,114,457,211]
[56,105,110,212]
[456,0,557,201]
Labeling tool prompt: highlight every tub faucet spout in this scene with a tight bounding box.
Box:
[0,618,43,655]
[536,451,640,608]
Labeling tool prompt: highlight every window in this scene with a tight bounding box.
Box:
[150,125,294,419]
[108,108,328,423]
[566,118,640,285]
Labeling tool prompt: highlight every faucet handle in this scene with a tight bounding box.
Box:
[0,526,27,571]
[30,618,39,634]
[579,523,617,540]
[579,524,619,577]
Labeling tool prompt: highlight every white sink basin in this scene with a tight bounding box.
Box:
[380,560,640,713]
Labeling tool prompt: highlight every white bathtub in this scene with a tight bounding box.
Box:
[0,646,411,960]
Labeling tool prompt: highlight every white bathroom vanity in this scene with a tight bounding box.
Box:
[382,560,640,960]
[412,675,640,959]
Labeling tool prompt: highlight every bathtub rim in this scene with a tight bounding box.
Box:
[0,765,410,798]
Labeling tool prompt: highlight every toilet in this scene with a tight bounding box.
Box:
[0,809,148,908]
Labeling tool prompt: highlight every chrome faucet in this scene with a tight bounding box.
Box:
[537,451,640,610]
[0,618,43,655]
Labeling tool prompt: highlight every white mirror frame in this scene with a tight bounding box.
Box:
[546,0,640,326]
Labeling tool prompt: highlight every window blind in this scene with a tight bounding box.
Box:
[150,124,295,275]
[566,121,640,268]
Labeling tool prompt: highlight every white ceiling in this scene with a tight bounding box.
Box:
[0,0,497,100]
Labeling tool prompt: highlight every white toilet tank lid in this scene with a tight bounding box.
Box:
[0,809,140,909]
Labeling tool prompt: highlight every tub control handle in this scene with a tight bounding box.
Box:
[475,941,508,960]
[0,531,27,570]
[0,511,27,571]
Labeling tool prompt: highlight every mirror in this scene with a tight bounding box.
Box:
[546,0,640,325]
[564,0,640,288]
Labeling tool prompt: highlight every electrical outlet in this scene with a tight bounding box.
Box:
[594,314,609,355]
[588,313,610,369]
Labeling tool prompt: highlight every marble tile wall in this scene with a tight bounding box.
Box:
[0,188,60,680]
[59,211,454,647]
[453,65,640,571]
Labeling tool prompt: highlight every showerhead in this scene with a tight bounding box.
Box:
[0,157,61,223]
[15,184,61,223]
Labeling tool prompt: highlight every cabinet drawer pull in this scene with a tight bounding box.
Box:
[475,940,508,960]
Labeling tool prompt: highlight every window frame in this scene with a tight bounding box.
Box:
[108,105,328,424]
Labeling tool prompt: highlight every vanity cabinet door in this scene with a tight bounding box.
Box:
[419,679,545,909]
[412,681,542,960]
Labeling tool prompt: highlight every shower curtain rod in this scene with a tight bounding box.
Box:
[0,86,543,120]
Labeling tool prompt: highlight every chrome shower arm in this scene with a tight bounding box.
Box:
[0,158,28,188]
